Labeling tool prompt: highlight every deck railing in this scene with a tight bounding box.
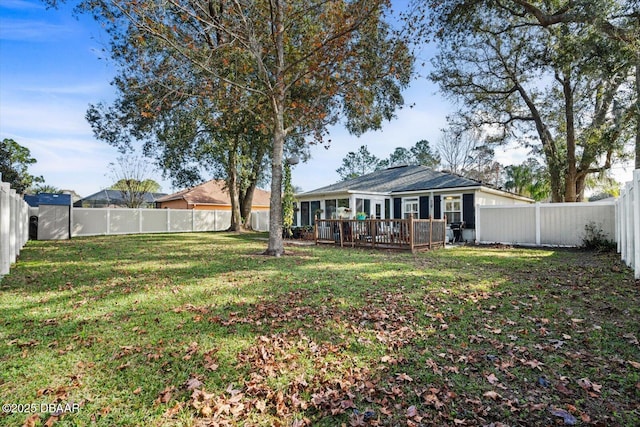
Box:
[315,217,446,252]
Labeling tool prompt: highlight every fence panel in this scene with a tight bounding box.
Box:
[617,170,640,279]
[71,208,248,237]
[0,177,29,278]
[250,211,269,232]
[139,210,168,234]
[539,203,616,247]
[477,202,616,247]
[476,205,537,245]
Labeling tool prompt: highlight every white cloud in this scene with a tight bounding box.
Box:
[0,0,44,11]
[0,18,73,41]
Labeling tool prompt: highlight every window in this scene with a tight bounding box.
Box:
[443,195,462,224]
[403,198,418,219]
[310,201,320,225]
[300,202,310,226]
[325,200,336,219]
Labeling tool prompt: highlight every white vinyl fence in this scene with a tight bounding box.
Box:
[0,177,29,278]
[476,201,616,247]
[617,170,640,279]
[72,208,269,237]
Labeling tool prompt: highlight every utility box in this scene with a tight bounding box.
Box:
[37,193,72,240]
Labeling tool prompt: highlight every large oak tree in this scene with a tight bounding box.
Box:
[420,0,637,201]
[51,0,414,254]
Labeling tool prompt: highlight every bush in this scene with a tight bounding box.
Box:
[582,221,616,252]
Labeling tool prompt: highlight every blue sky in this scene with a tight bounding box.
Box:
[0,1,633,197]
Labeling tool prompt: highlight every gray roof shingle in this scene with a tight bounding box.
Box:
[299,165,481,195]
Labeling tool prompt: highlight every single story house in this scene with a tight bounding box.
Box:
[294,165,534,242]
[74,189,168,208]
[155,179,271,211]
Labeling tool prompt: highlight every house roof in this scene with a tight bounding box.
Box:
[298,165,484,196]
[77,189,168,204]
[156,180,271,206]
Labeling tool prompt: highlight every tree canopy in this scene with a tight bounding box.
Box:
[53,0,414,254]
[336,145,381,180]
[108,156,161,208]
[0,138,43,194]
[421,0,637,201]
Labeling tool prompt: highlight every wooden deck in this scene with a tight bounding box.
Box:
[314,217,447,252]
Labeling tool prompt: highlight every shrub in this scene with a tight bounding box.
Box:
[582,221,616,252]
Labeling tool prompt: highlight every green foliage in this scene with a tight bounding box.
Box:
[422,0,636,202]
[336,145,381,180]
[108,156,160,208]
[582,221,617,252]
[0,138,43,194]
[282,163,295,238]
[410,139,441,169]
[339,140,442,180]
[110,178,160,193]
[504,158,551,201]
[30,184,62,195]
[68,0,414,253]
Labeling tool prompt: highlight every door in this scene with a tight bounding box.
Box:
[375,203,382,219]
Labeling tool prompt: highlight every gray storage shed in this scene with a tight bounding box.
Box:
[37,193,72,240]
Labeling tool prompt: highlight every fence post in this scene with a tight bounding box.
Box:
[409,214,414,252]
[634,170,640,279]
[0,181,10,276]
[9,189,17,264]
[624,182,633,267]
[535,203,541,246]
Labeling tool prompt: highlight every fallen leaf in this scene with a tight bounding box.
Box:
[486,373,499,384]
[556,383,572,396]
[483,390,501,400]
[185,377,203,391]
[23,414,40,427]
[396,372,413,382]
[550,408,577,425]
[406,405,418,417]
[628,360,640,369]
[43,415,59,427]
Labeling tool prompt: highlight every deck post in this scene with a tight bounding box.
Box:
[409,215,415,252]
[444,215,447,244]
[429,217,433,249]
[339,220,344,247]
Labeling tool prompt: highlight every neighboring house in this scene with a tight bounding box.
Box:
[74,189,168,208]
[295,165,533,241]
[155,179,271,211]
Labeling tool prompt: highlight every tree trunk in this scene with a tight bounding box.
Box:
[562,74,578,202]
[227,147,242,232]
[241,181,257,230]
[264,0,285,256]
[240,144,267,230]
[265,117,285,256]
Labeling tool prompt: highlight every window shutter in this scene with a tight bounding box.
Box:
[463,193,475,228]
[419,196,429,219]
[393,198,402,219]
[434,195,441,219]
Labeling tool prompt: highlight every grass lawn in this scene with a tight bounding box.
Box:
[0,232,638,426]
